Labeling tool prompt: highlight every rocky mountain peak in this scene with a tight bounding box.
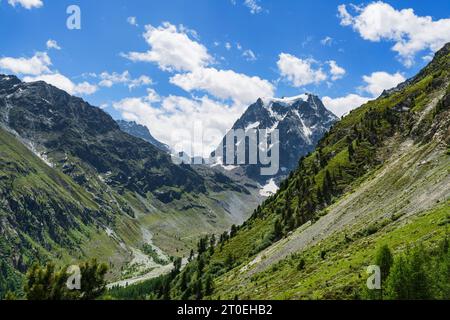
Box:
[116,119,170,153]
[212,94,338,185]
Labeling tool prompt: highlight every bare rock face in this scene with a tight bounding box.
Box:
[212,94,338,184]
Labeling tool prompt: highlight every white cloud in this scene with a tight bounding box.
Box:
[127,16,138,26]
[8,0,43,9]
[321,36,333,46]
[225,42,232,50]
[122,22,212,72]
[322,70,406,116]
[114,93,246,157]
[23,73,98,95]
[0,52,51,75]
[73,81,98,95]
[123,20,275,112]
[422,54,434,62]
[337,4,353,26]
[98,71,152,89]
[170,67,274,105]
[99,71,130,88]
[46,39,61,50]
[178,24,200,40]
[338,2,450,67]
[328,60,346,80]
[242,49,257,61]
[322,94,370,117]
[277,53,327,87]
[129,75,152,89]
[0,51,97,96]
[244,0,263,14]
[361,71,405,97]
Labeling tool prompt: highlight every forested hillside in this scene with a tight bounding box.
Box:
[108,42,450,300]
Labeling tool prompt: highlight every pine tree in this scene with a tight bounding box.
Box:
[272,218,283,241]
[179,270,188,292]
[24,260,107,300]
[194,278,203,300]
[204,275,214,296]
[173,257,182,274]
[225,253,234,271]
[188,249,195,262]
[78,259,108,300]
[348,141,355,160]
[230,224,238,238]
[384,247,431,300]
[197,236,208,255]
[375,245,393,286]
[375,244,393,298]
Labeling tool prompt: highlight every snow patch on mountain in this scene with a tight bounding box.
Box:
[245,121,260,131]
[261,94,309,107]
[212,93,338,183]
[259,179,279,197]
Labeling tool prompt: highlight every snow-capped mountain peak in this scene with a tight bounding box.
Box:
[211,94,338,185]
[260,93,310,108]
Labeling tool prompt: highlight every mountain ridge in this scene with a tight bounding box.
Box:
[116,120,171,153]
[211,93,338,184]
[0,74,262,297]
[129,42,450,300]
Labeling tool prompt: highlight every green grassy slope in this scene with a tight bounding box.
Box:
[0,127,132,296]
[152,43,450,300]
[0,73,263,296]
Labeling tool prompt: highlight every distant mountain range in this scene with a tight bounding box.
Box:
[0,74,261,296]
[0,67,350,297]
[116,120,171,153]
[155,42,450,300]
[211,94,338,185]
[116,94,338,195]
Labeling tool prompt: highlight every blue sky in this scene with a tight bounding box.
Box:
[1,0,450,155]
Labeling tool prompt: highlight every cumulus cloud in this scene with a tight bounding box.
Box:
[0,51,97,96]
[8,0,43,9]
[24,73,98,95]
[277,53,327,87]
[98,71,129,88]
[322,94,370,117]
[120,21,275,154]
[122,22,212,72]
[361,71,405,97]
[170,67,274,105]
[114,93,246,157]
[46,39,61,50]
[128,75,152,89]
[0,52,51,75]
[123,22,274,105]
[98,71,152,89]
[328,60,346,80]
[338,2,450,67]
[322,70,406,116]
[337,4,354,26]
